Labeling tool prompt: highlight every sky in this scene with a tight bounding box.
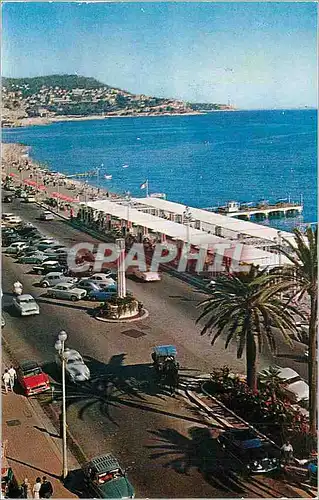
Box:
[2,2,318,109]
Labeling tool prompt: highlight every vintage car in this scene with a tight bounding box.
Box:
[83,454,135,498]
[17,252,48,265]
[5,242,30,255]
[12,294,40,317]
[56,348,90,383]
[39,210,55,221]
[17,360,50,396]
[40,272,77,288]
[89,273,116,286]
[87,289,117,301]
[33,260,65,275]
[130,268,161,282]
[46,283,87,301]
[151,345,179,375]
[218,428,282,475]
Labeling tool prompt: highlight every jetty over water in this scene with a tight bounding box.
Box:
[213,200,303,220]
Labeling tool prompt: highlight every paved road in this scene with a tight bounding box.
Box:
[2,200,308,498]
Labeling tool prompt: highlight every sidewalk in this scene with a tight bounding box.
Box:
[2,356,79,498]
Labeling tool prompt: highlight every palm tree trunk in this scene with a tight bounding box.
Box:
[246,330,257,391]
[308,293,317,436]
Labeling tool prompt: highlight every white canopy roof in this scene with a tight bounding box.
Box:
[86,199,290,266]
[131,197,295,244]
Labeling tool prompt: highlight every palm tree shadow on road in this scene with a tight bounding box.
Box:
[44,354,206,427]
[146,426,247,496]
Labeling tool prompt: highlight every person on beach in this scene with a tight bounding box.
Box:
[8,365,17,391]
[32,478,41,499]
[39,476,53,499]
[3,369,11,393]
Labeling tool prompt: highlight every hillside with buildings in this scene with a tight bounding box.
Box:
[2,74,234,127]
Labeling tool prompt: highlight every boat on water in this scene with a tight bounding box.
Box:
[104,174,112,180]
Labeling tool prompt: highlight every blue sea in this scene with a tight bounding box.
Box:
[3,109,317,231]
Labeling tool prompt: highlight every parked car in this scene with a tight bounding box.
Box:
[5,216,22,225]
[3,195,13,203]
[2,213,16,220]
[274,366,309,403]
[87,289,117,301]
[39,210,55,221]
[17,360,50,396]
[33,260,65,275]
[130,268,161,282]
[12,294,40,316]
[5,242,29,254]
[22,196,36,203]
[46,283,87,301]
[43,244,65,253]
[40,272,77,288]
[77,280,102,293]
[83,454,135,499]
[17,252,48,264]
[36,240,59,251]
[56,348,90,383]
[89,273,116,286]
[218,428,282,475]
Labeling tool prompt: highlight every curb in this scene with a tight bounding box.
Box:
[186,389,232,429]
[95,308,149,323]
[2,337,85,468]
[200,381,281,449]
[42,402,88,466]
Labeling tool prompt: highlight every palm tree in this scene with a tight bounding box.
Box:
[196,266,299,391]
[258,366,287,404]
[268,227,317,435]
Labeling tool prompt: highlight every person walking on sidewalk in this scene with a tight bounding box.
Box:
[8,365,17,392]
[32,478,41,499]
[21,478,32,499]
[3,369,11,393]
[39,477,53,499]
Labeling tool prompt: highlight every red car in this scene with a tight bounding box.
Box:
[17,361,50,396]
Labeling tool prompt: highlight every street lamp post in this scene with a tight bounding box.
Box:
[116,238,126,298]
[183,206,192,245]
[54,330,68,480]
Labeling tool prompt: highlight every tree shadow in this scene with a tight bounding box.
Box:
[146,426,247,495]
[46,354,208,428]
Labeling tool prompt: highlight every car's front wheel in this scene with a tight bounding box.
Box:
[37,269,42,275]
[42,282,48,288]
[71,295,78,302]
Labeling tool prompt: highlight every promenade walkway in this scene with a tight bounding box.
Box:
[2,352,78,498]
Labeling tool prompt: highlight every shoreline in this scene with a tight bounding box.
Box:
[3,108,238,129]
[4,110,204,129]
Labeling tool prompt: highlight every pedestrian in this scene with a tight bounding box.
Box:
[21,478,32,499]
[32,478,41,499]
[281,440,293,464]
[8,365,17,392]
[39,476,53,499]
[3,369,11,393]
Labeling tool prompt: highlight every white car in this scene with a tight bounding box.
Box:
[46,283,87,301]
[89,273,116,286]
[12,294,40,316]
[40,272,77,288]
[2,213,15,220]
[6,216,22,225]
[23,196,36,203]
[274,366,309,403]
[39,211,55,221]
[6,242,29,254]
[56,348,90,383]
[131,268,161,282]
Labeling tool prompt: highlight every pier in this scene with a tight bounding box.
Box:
[214,200,303,220]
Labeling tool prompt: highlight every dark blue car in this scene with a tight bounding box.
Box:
[87,289,117,301]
